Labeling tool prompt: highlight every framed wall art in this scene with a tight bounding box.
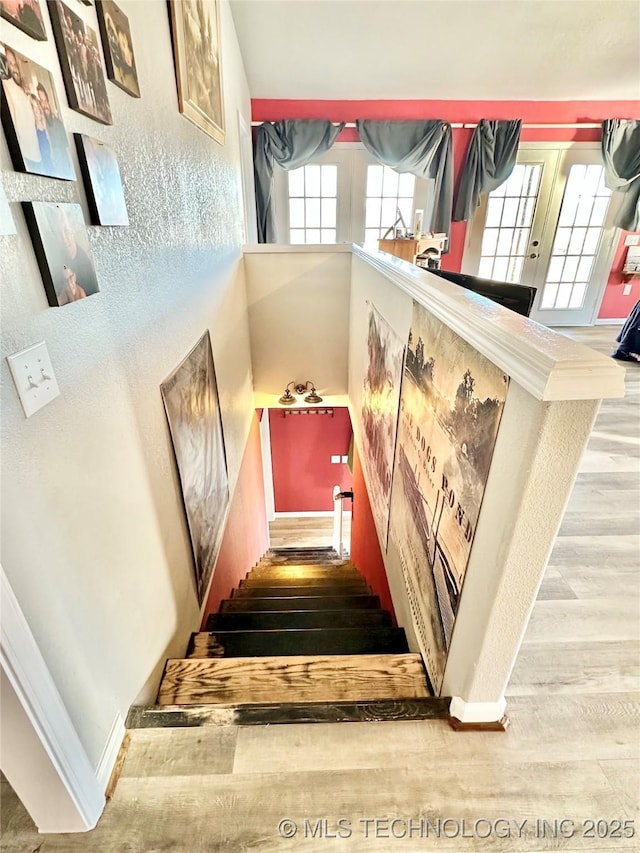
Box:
[161,332,229,603]
[0,43,76,180]
[96,0,139,97]
[169,0,224,145]
[22,201,100,306]
[48,0,112,124]
[75,133,129,225]
[0,0,47,41]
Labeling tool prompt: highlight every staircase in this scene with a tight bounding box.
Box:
[130,548,450,728]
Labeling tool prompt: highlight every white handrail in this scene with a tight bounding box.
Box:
[332,485,344,556]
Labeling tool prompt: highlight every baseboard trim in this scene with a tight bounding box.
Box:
[95,713,126,794]
[595,318,625,325]
[274,511,334,518]
[449,695,507,724]
[449,714,510,732]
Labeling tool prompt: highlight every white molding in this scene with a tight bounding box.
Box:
[352,244,625,402]
[259,408,276,523]
[449,696,507,723]
[274,511,333,518]
[596,318,626,325]
[0,566,105,831]
[95,713,125,793]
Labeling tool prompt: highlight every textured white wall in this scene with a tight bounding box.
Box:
[1,0,254,767]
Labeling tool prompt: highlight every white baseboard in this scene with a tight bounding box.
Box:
[449,696,507,723]
[274,511,334,518]
[95,713,126,793]
[595,318,625,325]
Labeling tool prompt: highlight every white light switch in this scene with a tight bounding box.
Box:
[623,284,633,296]
[331,455,340,464]
[341,455,348,463]
[7,342,60,418]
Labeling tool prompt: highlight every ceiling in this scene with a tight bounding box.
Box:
[229,0,640,101]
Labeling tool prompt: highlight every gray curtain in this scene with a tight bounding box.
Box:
[356,120,453,236]
[254,120,344,242]
[601,119,640,232]
[453,119,522,221]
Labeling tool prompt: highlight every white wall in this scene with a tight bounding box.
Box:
[1,0,255,770]
[243,246,351,402]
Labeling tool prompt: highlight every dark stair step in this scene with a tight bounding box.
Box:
[239,576,368,588]
[232,585,371,598]
[206,609,392,631]
[220,594,382,612]
[187,627,409,657]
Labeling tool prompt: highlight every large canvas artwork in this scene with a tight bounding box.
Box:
[360,303,404,548]
[161,332,229,604]
[169,0,224,144]
[389,301,508,692]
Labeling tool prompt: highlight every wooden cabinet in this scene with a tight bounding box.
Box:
[377,235,447,266]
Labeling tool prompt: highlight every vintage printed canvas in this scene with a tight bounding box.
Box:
[389,301,508,691]
[161,332,229,604]
[360,303,404,548]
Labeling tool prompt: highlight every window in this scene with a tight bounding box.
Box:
[539,164,611,310]
[363,165,416,246]
[287,164,337,244]
[477,164,543,284]
[274,145,429,245]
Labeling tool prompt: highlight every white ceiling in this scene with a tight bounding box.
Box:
[229,0,640,101]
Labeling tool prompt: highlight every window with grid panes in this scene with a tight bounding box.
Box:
[364,165,416,246]
[287,164,337,244]
[540,164,612,310]
[478,164,543,283]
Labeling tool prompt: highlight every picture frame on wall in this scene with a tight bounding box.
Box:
[0,0,47,41]
[74,133,129,226]
[169,0,225,145]
[161,331,230,604]
[48,0,113,124]
[96,0,140,98]
[0,43,76,180]
[22,201,100,306]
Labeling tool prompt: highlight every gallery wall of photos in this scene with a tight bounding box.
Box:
[0,0,140,306]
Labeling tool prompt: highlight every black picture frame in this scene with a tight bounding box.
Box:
[47,0,112,124]
[0,0,47,41]
[75,133,129,226]
[0,42,76,180]
[96,0,139,98]
[22,201,100,307]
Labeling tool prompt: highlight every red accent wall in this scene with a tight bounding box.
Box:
[598,232,640,319]
[252,98,640,320]
[269,407,353,512]
[350,445,395,621]
[201,412,269,623]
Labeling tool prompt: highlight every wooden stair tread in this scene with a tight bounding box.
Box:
[157,653,429,705]
[240,576,368,588]
[232,585,371,598]
[220,594,381,612]
[248,565,360,578]
[186,627,408,657]
[206,609,392,631]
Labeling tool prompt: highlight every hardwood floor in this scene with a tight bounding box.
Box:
[2,327,638,851]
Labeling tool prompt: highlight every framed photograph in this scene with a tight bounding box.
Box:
[0,0,47,41]
[161,332,229,603]
[169,0,224,145]
[75,133,128,225]
[96,0,139,97]
[0,43,75,180]
[22,201,100,306]
[48,0,112,124]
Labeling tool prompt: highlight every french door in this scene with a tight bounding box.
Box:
[462,145,620,326]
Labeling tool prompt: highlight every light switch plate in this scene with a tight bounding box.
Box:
[624,234,639,247]
[330,455,340,464]
[7,342,60,417]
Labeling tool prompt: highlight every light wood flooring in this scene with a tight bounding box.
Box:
[2,327,638,851]
[269,514,351,551]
